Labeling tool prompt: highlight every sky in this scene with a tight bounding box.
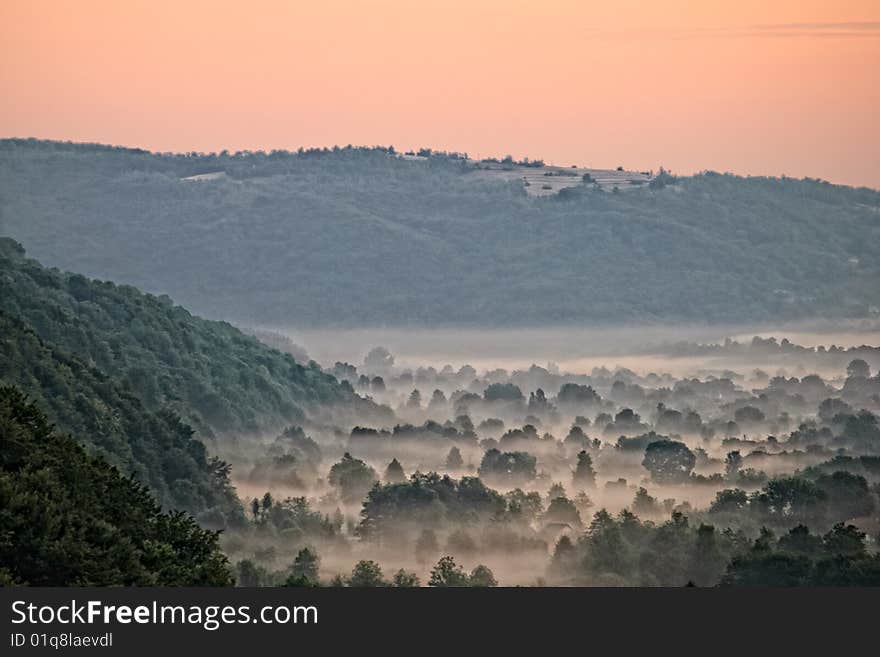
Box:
[1,0,879,187]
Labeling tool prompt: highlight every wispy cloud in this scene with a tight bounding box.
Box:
[753,21,880,31]
[742,21,880,38]
[582,21,880,41]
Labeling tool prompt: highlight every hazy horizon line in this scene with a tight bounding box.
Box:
[4,135,878,192]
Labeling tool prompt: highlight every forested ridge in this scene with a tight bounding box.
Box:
[0,237,377,526]
[0,237,367,440]
[0,237,385,583]
[1,140,879,588]
[0,312,239,521]
[0,386,232,585]
[1,138,878,326]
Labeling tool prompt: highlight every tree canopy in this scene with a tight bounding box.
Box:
[3,139,878,327]
[0,238,377,440]
[0,386,232,586]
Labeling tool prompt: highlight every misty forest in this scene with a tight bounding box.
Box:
[2,140,880,587]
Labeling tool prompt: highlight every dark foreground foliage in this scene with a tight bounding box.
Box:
[0,312,240,521]
[720,523,880,586]
[0,239,384,520]
[0,386,233,585]
[0,237,370,439]
[548,508,880,587]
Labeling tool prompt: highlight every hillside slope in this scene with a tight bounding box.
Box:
[0,237,371,441]
[0,312,240,520]
[0,386,232,586]
[1,139,878,326]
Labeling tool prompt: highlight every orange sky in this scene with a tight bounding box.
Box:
[2,0,879,187]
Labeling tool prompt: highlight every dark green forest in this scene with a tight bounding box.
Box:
[0,312,239,521]
[1,139,878,326]
[0,386,232,585]
[1,140,879,588]
[0,240,382,583]
[0,237,378,527]
[0,237,369,440]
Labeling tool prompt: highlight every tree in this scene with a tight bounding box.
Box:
[724,451,743,480]
[823,523,866,557]
[572,450,596,488]
[840,411,880,450]
[407,389,422,409]
[328,452,378,503]
[285,547,320,586]
[649,167,677,189]
[528,388,549,411]
[583,509,629,577]
[349,560,386,587]
[724,522,880,586]
[415,529,440,565]
[846,359,870,379]
[261,492,274,513]
[469,565,498,587]
[392,569,420,587]
[428,389,447,408]
[543,496,582,527]
[564,425,589,449]
[815,471,875,521]
[359,474,505,541]
[483,383,524,402]
[506,489,544,522]
[778,525,822,556]
[478,448,537,486]
[610,408,644,432]
[631,487,660,517]
[749,476,826,524]
[709,489,749,514]
[428,556,470,587]
[734,406,765,424]
[818,398,852,422]
[446,446,464,471]
[573,491,594,516]
[549,535,577,576]
[364,346,394,371]
[548,482,566,500]
[557,383,600,408]
[384,458,406,484]
[689,524,727,587]
[642,440,696,483]
[721,551,812,587]
[331,361,358,382]
[235,559,269,587]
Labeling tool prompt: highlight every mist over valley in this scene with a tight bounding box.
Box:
[2,141,879,587]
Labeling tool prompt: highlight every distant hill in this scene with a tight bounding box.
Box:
[1,138,878,326]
